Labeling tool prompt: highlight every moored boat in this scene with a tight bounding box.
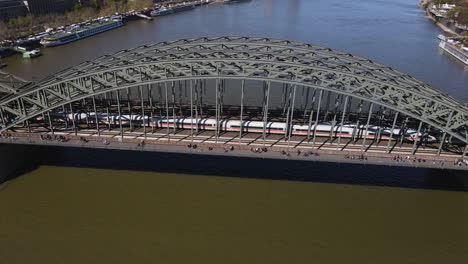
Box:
[150,3,196,17]
[438,37,468,66]
[40,17,123,47]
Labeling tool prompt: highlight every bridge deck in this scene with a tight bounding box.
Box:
[2,129,467,171]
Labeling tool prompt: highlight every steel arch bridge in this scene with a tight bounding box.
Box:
[0,36,467,154]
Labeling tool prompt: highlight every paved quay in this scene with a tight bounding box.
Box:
[1,131,467,171]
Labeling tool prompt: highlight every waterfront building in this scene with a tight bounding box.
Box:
[26,0,74,15]
[0,0,28,21]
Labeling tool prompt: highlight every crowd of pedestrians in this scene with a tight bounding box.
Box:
[344,154,368,161]
[40,134,69,142]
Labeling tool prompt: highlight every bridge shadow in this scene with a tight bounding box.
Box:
[12,144,466,192]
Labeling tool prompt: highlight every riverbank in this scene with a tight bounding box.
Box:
[424,7,460,36]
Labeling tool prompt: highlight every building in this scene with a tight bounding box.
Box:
[0,0,28,21]
[26,0,74,15]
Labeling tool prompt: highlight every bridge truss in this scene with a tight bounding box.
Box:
[0,36,467,156]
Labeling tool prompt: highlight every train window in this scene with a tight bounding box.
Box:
[231,125,241,128]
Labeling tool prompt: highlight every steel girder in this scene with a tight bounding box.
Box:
[0,36,467,144]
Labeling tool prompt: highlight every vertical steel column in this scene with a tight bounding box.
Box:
[0,108,6,129]
[104,92,111,131]
[83,99,90,128]
[337,96,349,147]
[116,90,124,141]
[92,95,100,136]
[171,81,176,135]
[399,118,409,145]
[215,78,220,143]
[284,84,292,138]
[386,112,399,153]
[69,103,77,136]
[239,79,245,145]
[148,84,155,133]
[360,103,374,152]
[139,86,146,139]
[47,111,54,135]
[306,89,317,140]
[411,121,423,155]
[262,81,271,146]
[329,95,340,141]
[311,90,324,148]
[190,79,194,145]
[353,100,364,143]
[287,85,297,149]
[127,88,132,131]
[437,111,454,155]
[194,79,199,134]
[165,82,170,141]
[62,105,68,129]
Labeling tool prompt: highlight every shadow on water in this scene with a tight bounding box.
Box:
[0,144,42,184]
[20,145,466,192]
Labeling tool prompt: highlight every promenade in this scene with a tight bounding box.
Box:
[1,129,467,171]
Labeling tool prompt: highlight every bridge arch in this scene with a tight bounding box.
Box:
[0,36,467,148]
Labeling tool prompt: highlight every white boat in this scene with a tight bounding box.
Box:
[40,18,124,47]
[439,38,468,66]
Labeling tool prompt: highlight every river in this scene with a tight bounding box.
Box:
[1,0,467,263]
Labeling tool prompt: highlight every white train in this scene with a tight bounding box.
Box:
[151,118,436,142]
[37,112,437,142]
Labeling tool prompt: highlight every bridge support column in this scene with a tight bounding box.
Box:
[165,82,170,141]
[337,96,349,148]
[194,80,199,134]
[148,84,155,133]
[287,85,297,149]
[386,112,399,153]
[104,93,111,131]
[171,81,176,135]
[239,79,245,146]
[262,81,271,147]
[190,79,193,145]
[116,90,124,141]
[92,96,100,136]
[312,90,323,148]
[411,121,423,155]
[306,89,317,140]
[360,103,374,152]
[139,86,146,139]
[69,103,77,136]
[215,78,220,144]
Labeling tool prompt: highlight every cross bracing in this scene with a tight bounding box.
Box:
[0,36,467,146]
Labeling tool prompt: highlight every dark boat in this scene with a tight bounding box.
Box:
[224,0,251,3]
